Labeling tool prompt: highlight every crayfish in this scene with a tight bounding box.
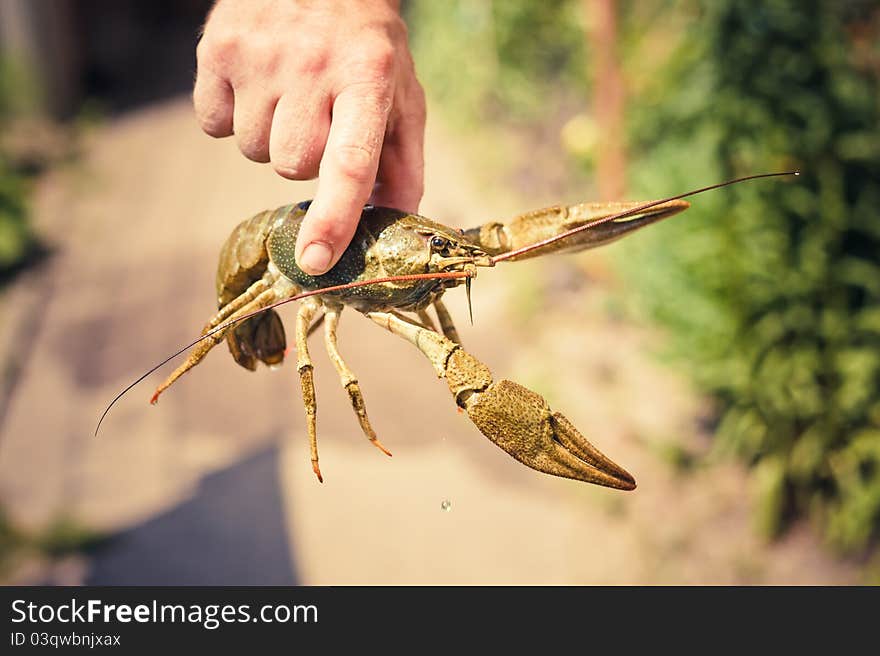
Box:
[97,172,796,489]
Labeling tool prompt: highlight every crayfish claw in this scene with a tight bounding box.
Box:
[369,310,636,489]
[547,411,636,490]
[465,379,636,490]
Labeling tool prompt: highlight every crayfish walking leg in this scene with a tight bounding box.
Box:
[433,298,463,344]
[322,304,392,459]
[295,298,322,482]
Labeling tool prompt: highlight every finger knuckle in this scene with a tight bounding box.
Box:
[197,33,240,72]
[295,46,330,76]
[197,109,231,138]
[254,43,283,78]
[369,43,396,77]
[350,40,396,80]
[271,129,324,179]
[334,143,376,185]
[340,80,393,121]
[193,89,231,137]
[238,135,270,163]
[273,156,318,180]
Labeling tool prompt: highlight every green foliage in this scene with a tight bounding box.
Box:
[405,0,587,125]
[0,506,106,579]
[0,157,32,274]
[407,0,880,554]
[0,506,26,573]
[34,515,106,558]
[618,0,880,552]
[0,58,37,279]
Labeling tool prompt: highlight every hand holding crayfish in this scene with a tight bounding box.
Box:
[194,0,425,276]
[97,172,797,489]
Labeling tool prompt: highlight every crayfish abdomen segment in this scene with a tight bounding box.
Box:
[215,205,299,370]
[216,207,285,305]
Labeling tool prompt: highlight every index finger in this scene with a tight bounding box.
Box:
[294,83,392,275]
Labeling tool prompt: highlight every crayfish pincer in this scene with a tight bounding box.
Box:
[98,172,796,489]
[367,311,636,489]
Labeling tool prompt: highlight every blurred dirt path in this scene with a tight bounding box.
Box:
[0,98,861,584]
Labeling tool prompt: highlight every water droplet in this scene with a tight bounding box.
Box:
[440,499,452,512]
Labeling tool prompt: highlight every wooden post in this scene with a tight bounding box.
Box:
[588,0,626,201]
[0,0,81,118]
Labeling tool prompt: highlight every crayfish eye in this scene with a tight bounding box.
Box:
[430,235,449,251]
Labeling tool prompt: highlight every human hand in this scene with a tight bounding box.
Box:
[194,0,426,274]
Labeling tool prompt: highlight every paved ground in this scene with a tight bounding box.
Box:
[0,98,861,584]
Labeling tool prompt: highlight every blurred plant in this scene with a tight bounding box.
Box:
[405,0,588,126]
[0,505,105,580]
[406,0,880,555]
[405,0,598,209]
[0,505,26,573]
[618,0,880,553]
[0,155,32,278]
[0,57,39,282]
[34,515,106,559]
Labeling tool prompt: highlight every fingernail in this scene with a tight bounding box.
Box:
[299,241,334,275]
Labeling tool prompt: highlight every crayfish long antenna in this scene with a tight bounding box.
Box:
[94,270,473,436]
[491,170,800,264]
[94,338,210,436]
